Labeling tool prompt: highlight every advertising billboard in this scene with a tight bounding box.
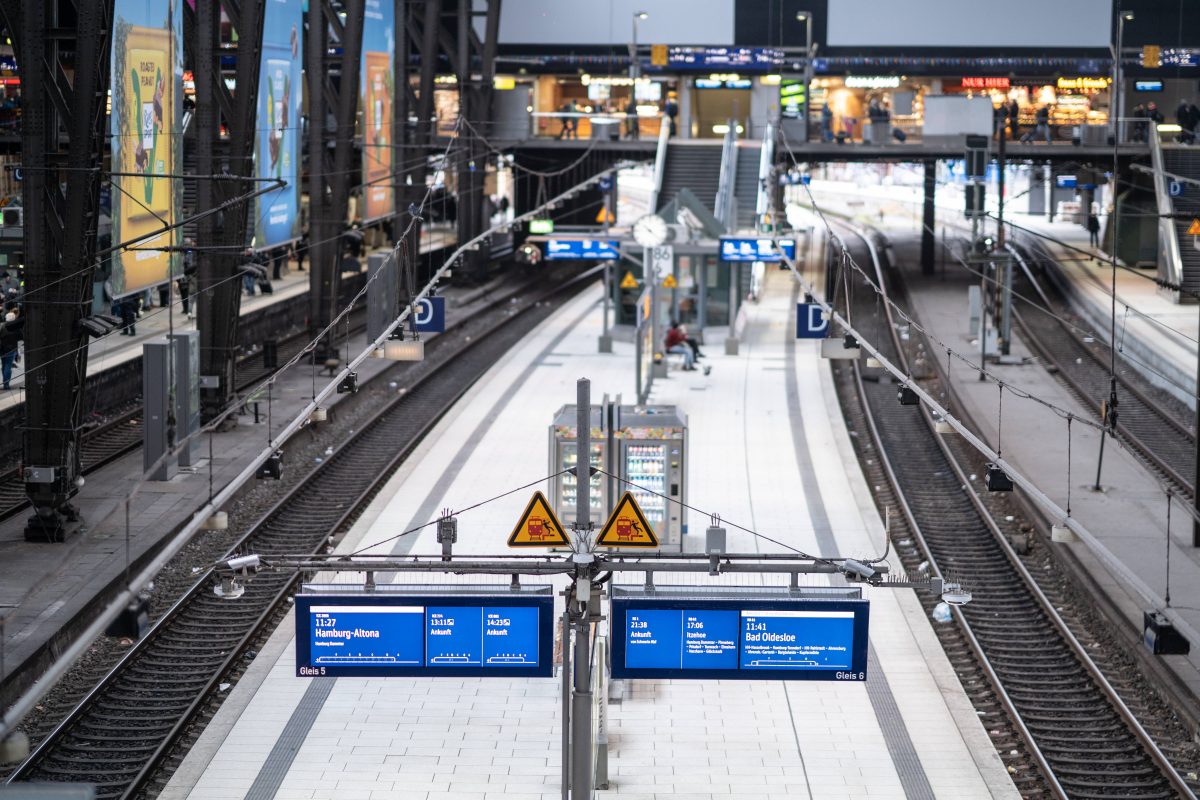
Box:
[110,0,183,296]
[254,0,304,249]
[360,0,395,223]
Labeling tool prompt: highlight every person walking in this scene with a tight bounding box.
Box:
[625,97,639,140]
[664,94,679,137]
[179,238,196,318]
[1087,212,1101,248]
[0,303,23,390]
[295,229,308,272]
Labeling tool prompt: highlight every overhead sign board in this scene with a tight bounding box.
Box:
[508,491,570,547]
[1135,80,1164,92]
[611,593,869,681]
[295,591,555,678]
[596,491,659,548]
[544,239,621,261]
[412,296,446,333]
[529,218,554,234]
[719,237,796,263]
[667,47,783,71]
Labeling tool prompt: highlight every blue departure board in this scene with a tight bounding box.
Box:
[544,239,621,261]
[719,238,797,263]
[295,594,553,678]
[612,597,868,681]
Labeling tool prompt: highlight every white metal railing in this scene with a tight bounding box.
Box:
[714,121,738,228]
[647,116,671,212]
[1148,120,1184,292]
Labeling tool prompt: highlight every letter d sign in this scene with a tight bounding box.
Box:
[796,303,828,339]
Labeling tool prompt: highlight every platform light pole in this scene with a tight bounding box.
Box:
[1111,10,1134,144]
[796,12,814,142]
[630,12,648,80]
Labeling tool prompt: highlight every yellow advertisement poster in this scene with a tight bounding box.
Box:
[111,3,181,296]
[362,53,394,221]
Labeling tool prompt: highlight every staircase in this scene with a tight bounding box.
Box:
[656,143,723,215]
[1163,147,1200,296]
[733,143,762,231]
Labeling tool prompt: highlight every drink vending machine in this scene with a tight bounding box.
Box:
[548,402,687,551]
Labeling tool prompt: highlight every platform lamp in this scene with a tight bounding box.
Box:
[630,12,648,80]
[795,12,814,142]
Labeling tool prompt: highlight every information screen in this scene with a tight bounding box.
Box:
[544,239,621,261]
[295,594,553,678]
[719,238,796,263]
[612,598,868,681]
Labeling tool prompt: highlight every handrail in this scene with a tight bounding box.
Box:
[756,122,776,226]
[714,120,738,228]
[1148,120,1184,292]
[647,116,671,212]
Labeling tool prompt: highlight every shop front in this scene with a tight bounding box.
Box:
[531,74,673,140]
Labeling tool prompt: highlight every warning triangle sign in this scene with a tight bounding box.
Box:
[1188,218,1200,236]
[596,207,615,224]
[508,491,570,547]
[595,492,659,548]
[620,271,639,289]
[662,274,678,289]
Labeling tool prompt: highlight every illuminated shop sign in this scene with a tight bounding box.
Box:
[1056,76,1110,92]
[844,75,901,89]
[960,77,1010,89]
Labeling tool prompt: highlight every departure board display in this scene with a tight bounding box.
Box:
[612,597,868,681]
[295,594,553,678]
[719,238,797,263]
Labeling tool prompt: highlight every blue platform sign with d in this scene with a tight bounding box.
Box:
[413,296,446,333]
[796,303,828,339]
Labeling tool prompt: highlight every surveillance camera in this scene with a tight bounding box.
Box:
[941,581,972,606]
[224,554,261,573]
[841,559,877,582]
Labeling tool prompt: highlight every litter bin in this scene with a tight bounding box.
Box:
[868,121,890,145]
[591,117,621,141]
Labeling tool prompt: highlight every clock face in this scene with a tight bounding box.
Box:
[633,214,668,248]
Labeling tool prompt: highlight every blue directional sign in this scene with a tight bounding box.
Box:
[412,296,446,333]
[295,593,553,678]
[598,176,613,192]
[612,596,869,681]
[544,239,622,261]
[1170,180,1185,198]
[719,237,797,263]
[795,303,829,339]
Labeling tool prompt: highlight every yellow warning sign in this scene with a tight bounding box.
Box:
[508,491,570,547]
[662,274,678,289]
[1188,218,1200,236]
[596,207,615,224]
[620,271,640,289]
[595,492,659,548]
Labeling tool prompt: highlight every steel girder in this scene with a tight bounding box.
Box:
[0,0,114,540]
[454,0,500,282]
[189,0,266,423]
[307,0,365,357]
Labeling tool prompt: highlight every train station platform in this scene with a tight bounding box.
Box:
[889,233,1200,701]
[0,227,457,412]
[162,272,1018,799]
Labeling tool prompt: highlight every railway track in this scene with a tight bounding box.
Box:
[828,222,1196,798]
[3,265,599,799]
[0,270,524,524]
[1005,241,1196,497]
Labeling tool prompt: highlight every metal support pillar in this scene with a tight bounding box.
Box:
[454,0,502,283]
[570,378,593,800]
[2,0,113,540]
[308,0,366,358]
[921,160,936,275]
[191,0,266,424]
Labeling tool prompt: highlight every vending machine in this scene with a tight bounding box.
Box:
[549,403,687,550]
[614,406,687,549]
[548,405,608,533]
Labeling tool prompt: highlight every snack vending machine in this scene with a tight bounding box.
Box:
[549,403,687,551]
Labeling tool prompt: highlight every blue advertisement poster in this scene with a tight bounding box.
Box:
[360,0,395,223]
[254,0,303,248]
[109,0,183,296]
